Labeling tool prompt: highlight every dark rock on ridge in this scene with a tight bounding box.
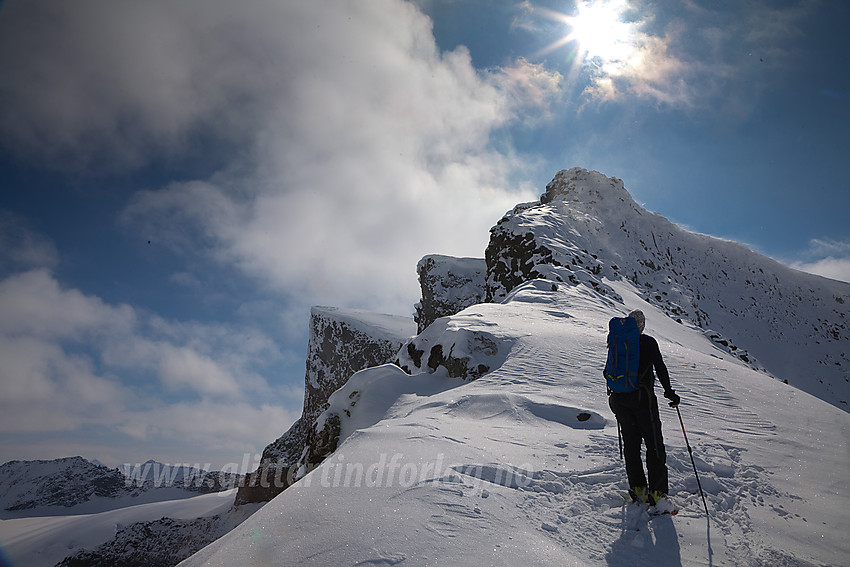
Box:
[414,255,487,333]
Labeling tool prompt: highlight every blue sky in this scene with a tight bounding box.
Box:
[0,0,847,470]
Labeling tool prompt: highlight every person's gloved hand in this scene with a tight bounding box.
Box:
[664,389,680,408]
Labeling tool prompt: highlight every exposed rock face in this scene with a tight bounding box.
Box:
[55,506,257,567]
[414,255,487,333]
[236,307,415,504]
[485,167,850,407]
[122,460,243,493]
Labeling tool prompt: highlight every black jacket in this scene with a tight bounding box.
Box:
[637,334,672,394]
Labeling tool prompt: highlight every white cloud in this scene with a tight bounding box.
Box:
[0,335,128,432]
[790,239,850,284]
[0,269,136,340]
[118,400,298,454]
[157,345,241,397]
[1,0,561,316]
[794,257,850,284]
[99,0,548,315]
[0,0,279,169]
[0,210,60,270]
[543,0,816,109]
[496,58,564,123]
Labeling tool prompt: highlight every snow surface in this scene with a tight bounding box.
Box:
[0,489,237,567]
[311,306,416,343]
[182,279,849,566]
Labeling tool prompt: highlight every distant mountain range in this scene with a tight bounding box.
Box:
[0,456,240,514]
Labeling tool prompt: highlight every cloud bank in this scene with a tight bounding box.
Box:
[0,267,299,466]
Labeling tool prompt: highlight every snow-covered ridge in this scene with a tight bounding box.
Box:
[182,279,850,566]
[0,456,126,512]
[55,503,259,567]
[20,166,846,567]
[0,457,251,567]
[180,167,849,566]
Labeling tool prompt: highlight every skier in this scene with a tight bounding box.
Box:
[608,309,680,512]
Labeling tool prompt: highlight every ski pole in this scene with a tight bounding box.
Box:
[676,406,709,517]
[617,419,623,459]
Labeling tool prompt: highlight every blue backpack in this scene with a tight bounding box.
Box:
[604,316,640,393]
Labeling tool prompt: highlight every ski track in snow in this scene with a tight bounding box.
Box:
[437,289,833,566]
[459,328,788,565]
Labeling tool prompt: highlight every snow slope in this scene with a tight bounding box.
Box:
[182,279,849,566]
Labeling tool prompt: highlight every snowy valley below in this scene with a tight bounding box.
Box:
[2,168,848,566]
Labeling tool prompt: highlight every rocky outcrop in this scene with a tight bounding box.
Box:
[236,307,415,504]
[414,255,486,333]
[0,457,129,511]
[397,317,510,380]
[55,506,258,567]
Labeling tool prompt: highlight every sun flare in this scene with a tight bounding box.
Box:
[537,0,638,66]
[569,0,634,62]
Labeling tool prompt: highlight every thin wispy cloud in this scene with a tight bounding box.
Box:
[519,0,815,109]
[0,210,60,271]
[790,239,850,283]
[495,58,564,123]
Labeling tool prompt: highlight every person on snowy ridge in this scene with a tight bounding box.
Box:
[608,309,681,512]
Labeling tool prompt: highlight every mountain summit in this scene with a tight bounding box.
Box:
[486,167,849,408]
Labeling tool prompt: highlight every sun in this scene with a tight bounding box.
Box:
[569,0,634,63]
[536,0,638,66]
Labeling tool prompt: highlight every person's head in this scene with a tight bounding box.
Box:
[628,309,646,333]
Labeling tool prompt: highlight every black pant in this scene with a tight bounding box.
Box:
[609,388,669,495]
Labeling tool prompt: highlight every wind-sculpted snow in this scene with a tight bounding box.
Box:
[182,279,850,566]
[486,167,850,409]
[289,306,519,484]
[397,309,514,380]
